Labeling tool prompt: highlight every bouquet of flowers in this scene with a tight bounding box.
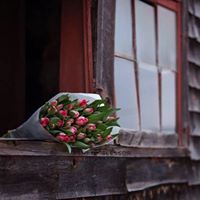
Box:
[4,93,120,153]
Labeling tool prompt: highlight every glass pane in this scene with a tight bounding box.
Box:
[161,70,176,133]
[158,6,177,70]
[114,57,139,129]
[115,0,133,58]
[135,0,156,65]
[139,63,160,131]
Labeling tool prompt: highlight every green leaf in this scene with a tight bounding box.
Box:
[97,123,108,131]
[57,95,70,104]
[102,127,113,138]
[50,117,60,124]
[59,128,72,135]
[55,112,64,120]
[74,141,89,149]
[105,119,120,127]
[64,143,72,153]
[88,99,106,109]
[39,102,49,117]
[49,130,61,135]
[88,112,105,123]
[96,105,110,112]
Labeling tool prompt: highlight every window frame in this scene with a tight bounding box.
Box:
[95,0,185,146]
[155,0,183,144]
[116,0,182,137]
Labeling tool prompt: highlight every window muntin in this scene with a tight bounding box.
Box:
[114,0,180,133]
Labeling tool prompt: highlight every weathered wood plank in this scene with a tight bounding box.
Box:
[118,129,178,148]
[126,158,189,192]
[0,141,188,158]
[95,0,115,104]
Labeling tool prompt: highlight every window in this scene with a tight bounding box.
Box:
[114,0,181,134]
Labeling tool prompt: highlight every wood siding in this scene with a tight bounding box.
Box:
[188,0,200,160]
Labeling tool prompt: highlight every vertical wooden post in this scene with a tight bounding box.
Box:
[59,0,93,93]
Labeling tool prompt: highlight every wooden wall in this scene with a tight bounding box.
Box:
[187,0,200,160]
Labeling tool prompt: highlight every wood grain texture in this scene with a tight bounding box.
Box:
[0,140,197,200]
[187,0,200,159]
[95,0,115,104]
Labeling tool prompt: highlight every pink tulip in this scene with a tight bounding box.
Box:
[50,100,58,106]
[40,117,49,127]
[78,99,87,108]
[87,123,96,131]
[66,118,74,126]
[57,104,64,110]
[56,133,70,142]
[57,120,64,127]
[76,116,88,126]
[67,104,74,110]
[70,110,80,118]
[106,134,112,141]
[77,132,86,140]
[59,110,68,118]
[84,107,94,114]
[70,126,77,135]
[70,135,76,142]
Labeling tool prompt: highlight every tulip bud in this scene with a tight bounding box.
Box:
[78,99,87,108]
[69,110,80,118]
[87,123,96,131]
[106,134,112,141]
[57,120,64,127]
[57,104,64,110]
[50,100,58,106]
[67,104,74,110]
[77,132,86,140]
[84,107,94,114]
[76,116,88,126]
[40,117,49,127]
[59,110,68,118]
[70,126,77,135]
[70,135,76,142]
[65,118,74,127]
[56,133,70,142]
[48,106,57,115]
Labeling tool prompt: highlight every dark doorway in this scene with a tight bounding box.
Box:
[0,0,91,134]
[26,0,61,118]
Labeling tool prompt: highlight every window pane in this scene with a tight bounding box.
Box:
[114,57,139,129]
[158,6,177,70]
[139,63,160,131]
[161,70,176,133]
[115,0,133,58]
[135,0,156,65]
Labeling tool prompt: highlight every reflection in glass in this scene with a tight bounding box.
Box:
[114,57,139,129]
[161,70,176,133]
[139,63,160,131]
[115,0,133,57]
[158,6,177,70]
[135,0,156,65]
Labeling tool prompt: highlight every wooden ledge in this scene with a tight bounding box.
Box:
[0,140,189,158]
